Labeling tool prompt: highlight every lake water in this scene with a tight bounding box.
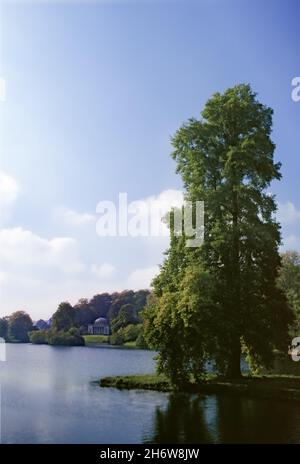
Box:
[0,343,300,444]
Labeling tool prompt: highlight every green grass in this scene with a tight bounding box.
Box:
[83,335,109,344]
[100,374,171,391]
[100,373,300,399]
[123,341,138,348]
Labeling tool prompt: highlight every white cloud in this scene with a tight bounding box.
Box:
[140,189,184,236]
[146,189,183,208]
[0,227,92,318]
[277,202,300,225]
[126,265,159,290]
[277,202,300,252]
[117,189,184,237]
[55,206,95,227]
[0,227,85,278]
[0,188,182,319]
[0,171,19,223]
[91,262,115,278]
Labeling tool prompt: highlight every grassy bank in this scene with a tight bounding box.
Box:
[101,374,171,391]
[83,335,145,349]
[100,374,300,400]
[83,335,109,345]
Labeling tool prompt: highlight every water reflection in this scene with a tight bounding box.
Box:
[145,393,300,444]
[144,394,214,443]
[1,344,300,444]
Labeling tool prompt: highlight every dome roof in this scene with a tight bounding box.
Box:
[93,317,108,326]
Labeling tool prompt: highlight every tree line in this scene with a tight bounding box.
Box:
[0,247,299,357]
[0,289,150,346]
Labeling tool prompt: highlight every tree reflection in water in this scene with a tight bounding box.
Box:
[143,393,300,444]
[143,393,215,444]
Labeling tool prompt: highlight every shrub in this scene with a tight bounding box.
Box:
[30,328,85,346]
[109,332,125,346]
[48,329,85,346]
[29,330,49,344]
[122,324,142,342]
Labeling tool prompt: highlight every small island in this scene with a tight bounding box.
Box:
[100,374,300,401]
[100,85,300,402]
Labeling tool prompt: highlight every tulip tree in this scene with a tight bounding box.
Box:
[144,84,293,382]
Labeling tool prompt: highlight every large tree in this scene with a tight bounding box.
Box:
[52,302,76,332]
[144,84,293,382]
[8,311,33,342]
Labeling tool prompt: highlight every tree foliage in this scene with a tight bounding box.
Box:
[144,84,293,383]
[8,311,33,342]
[1,289,149,346]
[277,250,300,337]
[52,302,76,332]
[28,327,84,346]
[111,304,138,332]
[0,318,8,341]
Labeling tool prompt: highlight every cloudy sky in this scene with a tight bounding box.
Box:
[0,0,299,319]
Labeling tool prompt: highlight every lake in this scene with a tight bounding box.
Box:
[0,343,300,444]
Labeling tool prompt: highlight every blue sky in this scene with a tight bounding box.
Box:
[0,0,299,319]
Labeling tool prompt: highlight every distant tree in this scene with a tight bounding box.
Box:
[29,327,85,346]
[34,319,49,330]
[111,304,138,332]
[47,328,84,346]
[132,290,150,313]
[73,293,113,328]
[8,311,33,342]
[108,291,135,322]
[108,298,123,323]
[25,291,149,344]
[0,317,8,341]
[52,302,76,332]
[28,329,49,344]
[277,251,300,337]
[89,293,112,319]
[109,332,125,346]
[117,323,142,343]
[74,299,94,327]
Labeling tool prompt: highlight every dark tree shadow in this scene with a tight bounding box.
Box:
[143,393,214,444]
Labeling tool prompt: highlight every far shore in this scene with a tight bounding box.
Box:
[83,335,148,349]
[100,374,300,401]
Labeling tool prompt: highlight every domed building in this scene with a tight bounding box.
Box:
[88,317,110,335]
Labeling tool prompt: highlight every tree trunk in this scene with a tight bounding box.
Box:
[226,338,241,378]
[229,171,241,379]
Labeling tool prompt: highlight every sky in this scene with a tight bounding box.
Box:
[0,0,299,319]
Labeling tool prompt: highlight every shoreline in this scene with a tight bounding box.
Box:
[100,374,300,401]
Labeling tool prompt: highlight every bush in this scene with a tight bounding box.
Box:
[30,328,85,346]
[109,332,125,346]
[109,324,147,347]
[48,328,85,346]
[122,324,142,342]
[29,330,49,344]
[79,325,87,335]
[135,331,148,349]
